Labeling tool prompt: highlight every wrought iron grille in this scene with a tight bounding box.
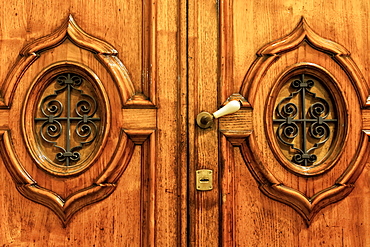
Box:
[35,73,100,166]
[273,74,337,166]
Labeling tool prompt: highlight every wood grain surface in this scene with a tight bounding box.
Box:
[0,0,369,246]
[0,0,182,246]
[218,0,370,246]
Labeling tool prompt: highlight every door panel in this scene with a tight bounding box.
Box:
[215,1,370,246]
[0,0,183,246]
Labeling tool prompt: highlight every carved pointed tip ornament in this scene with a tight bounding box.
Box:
[242,17,369,107]
[19,14,118,56]
[0,15,144,225]
[236,17,370,225]
[0,14,135,109]
[257,16,350,56]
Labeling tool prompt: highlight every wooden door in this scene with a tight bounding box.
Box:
[0,0,186,246]
[189,0,370,246]
[1,0,370,247]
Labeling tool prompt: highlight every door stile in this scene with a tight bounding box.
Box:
[219,0,235,245]
[188,0,221,246]
[177,0,189,246]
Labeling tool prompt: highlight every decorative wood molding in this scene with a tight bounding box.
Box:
[122,129,156,247]
[220,130,252,146]
[221,93,251,108]
[22,62,110,176]
[20,15,118,55]
[257,17,350,56]
[125,93,157,108]
[238,132,369,225]
[265,63,348,176]
[0,15,157,232]
[364,130,370,137]
[241,17,370,108]
[219,0,234,103]
[234,17,370,225]
[141,0,157,106]
[0,129,135,225]
[0,15,137,108]
[123,129,155,145]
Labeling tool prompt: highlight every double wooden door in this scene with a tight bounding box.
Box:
[0,0,369,246]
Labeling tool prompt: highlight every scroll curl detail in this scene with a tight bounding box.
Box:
[35,73,100,166]
[273,74,337,166]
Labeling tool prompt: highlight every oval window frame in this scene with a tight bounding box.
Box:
[22,62,110,176]
[265,63,348,176]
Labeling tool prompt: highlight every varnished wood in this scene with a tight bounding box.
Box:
[0,128,136,225]
[122,108,156,129]
[0,15,147,224]
[232,17,370,224]
[241,17,369,108]
[239,132,369,224]
[218,1,370,246]
[141,0,157,105]
[177,1,189,245]
[0,15,135,108]
[123,129,154,145]
[154,0,184,246]
[1,0,370,246]
[0,0,178,245]
[188,0,220,246]
[363,109,370,130]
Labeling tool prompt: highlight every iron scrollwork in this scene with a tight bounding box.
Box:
[273,74,337,166]
[35,74,100,166]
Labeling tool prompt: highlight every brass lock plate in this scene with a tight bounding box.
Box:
[196,169,213,191]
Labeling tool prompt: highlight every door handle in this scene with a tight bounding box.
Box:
[196,100,241,129]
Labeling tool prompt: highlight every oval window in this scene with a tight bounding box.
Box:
[23,63,109,176]
[266,63,347,176]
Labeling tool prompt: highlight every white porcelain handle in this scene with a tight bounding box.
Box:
[212,100,241,118]
[196,100,241,129]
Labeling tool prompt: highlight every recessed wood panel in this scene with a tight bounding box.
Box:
[240,17,367,222]
[0,10,159,241]
[0,0,185,245]
[220,10,370,246]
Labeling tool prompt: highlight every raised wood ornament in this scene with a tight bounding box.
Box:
[224,17,370,224]
[1,1,370,246]
[0,15,154,225]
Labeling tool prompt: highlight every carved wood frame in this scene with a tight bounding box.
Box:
[221,16,370,230]
[0,15,135,109]
[22,62,110,176]
[0,14,157,239]
[222,130,370,223]
[240,17,370,107]
[265,62,348,176]
[0,129,135,224]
